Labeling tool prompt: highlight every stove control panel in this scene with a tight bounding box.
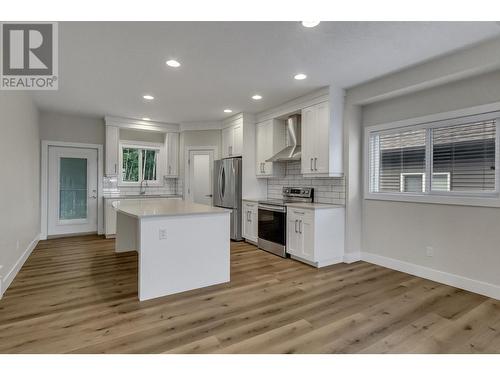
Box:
[282,187,314,199]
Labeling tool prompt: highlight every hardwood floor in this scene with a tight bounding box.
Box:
[0,234,499,353]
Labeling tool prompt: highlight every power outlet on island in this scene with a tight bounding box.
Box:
[159,229,168,240]
[425,246,434,257]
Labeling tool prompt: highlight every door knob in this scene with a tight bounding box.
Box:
[205,194,213,197]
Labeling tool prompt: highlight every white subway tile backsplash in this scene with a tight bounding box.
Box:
[103,176,180,196]
[267,161,345,205]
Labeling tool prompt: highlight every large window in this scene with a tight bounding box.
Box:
[120,144,160,185]
[368,114,498,198]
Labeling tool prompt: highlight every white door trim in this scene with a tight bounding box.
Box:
[183,146,218,202]
[41,140,104,240]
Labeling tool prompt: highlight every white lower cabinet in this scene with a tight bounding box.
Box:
[286,206,345,267]
[242,200,258,243]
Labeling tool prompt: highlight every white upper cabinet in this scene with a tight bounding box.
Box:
[222,118,243,158]
[232,122,243,156]
[255,119,286,178]
[105,125,119,176]
[301,101,342,177]
[165,132,179,178]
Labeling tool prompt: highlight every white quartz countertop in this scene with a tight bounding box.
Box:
[104,194,182,200]
[112,199,229,218]
[285,202,345,210]
[242,198,263,203]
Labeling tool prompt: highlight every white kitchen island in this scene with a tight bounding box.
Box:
[112,199,230,301]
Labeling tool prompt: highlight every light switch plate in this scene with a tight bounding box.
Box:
[159,229,168,240]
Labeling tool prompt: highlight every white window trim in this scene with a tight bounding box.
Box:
[118,141,164,187]
[364,108,500,208]
[431,172,451,192]
[400,173,426,193]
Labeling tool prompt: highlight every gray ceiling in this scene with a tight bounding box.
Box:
[32,21,500,123]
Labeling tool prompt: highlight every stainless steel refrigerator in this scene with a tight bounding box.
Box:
[213,157,242,240]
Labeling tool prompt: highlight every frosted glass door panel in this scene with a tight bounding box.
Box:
[59,157,88,220]
[48,146,98,236]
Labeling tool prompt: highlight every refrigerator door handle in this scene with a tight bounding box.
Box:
[221,166,226,199]
[217,164,223,202]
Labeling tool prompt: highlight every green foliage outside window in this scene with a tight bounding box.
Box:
[123,148,139,182]
[142,149,157,181]
[122,147,158,182]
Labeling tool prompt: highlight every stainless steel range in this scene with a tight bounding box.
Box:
[258,187,314,258]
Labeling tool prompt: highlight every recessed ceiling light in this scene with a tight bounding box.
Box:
[224,109,233,113]
[252,94,263,100]
[142,117,151,121]
[302,21,320,28]
[143,95,154,100]
[294,73,307,80]
[166,60,181,68]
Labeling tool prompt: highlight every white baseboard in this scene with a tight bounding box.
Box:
[1,234,40,298]
[343,252,362,264]
[361,251,500,300]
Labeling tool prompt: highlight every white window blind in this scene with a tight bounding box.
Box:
[432,120,496,192]
[368,115,498,198]
[369,128,426,193]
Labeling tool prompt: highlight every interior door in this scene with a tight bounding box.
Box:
[187,150,214,206]
[48,146,98,236]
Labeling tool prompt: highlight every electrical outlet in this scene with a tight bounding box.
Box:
[426,246,434,257]
[159,229,168,240]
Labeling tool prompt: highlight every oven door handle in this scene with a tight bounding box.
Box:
[258,204,286,213]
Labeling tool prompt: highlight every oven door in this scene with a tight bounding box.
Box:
[258,204,286,257]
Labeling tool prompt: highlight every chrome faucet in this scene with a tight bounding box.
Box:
[140,179,148,195]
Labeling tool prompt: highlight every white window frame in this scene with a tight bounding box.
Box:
[118,141,164,186]
[400,173,426,193]
[364,107,500,208]
[431,172,451,192]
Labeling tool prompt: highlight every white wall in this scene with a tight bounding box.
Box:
[39,110,104,144]
[0,93,40,297]
[360,70,500,295]
[363,70,500,127]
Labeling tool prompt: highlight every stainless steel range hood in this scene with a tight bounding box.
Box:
[266,114,301,162]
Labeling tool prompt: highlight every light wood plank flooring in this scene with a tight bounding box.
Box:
[0,235,499,353]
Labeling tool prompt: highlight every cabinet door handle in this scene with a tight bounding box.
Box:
[114,163,117,173]
[295,219,298,233]
[310,158,313,171]
[314,157,318,171]
[168,165,171,174]
[299,219,303,234]
[229,146,232,156]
